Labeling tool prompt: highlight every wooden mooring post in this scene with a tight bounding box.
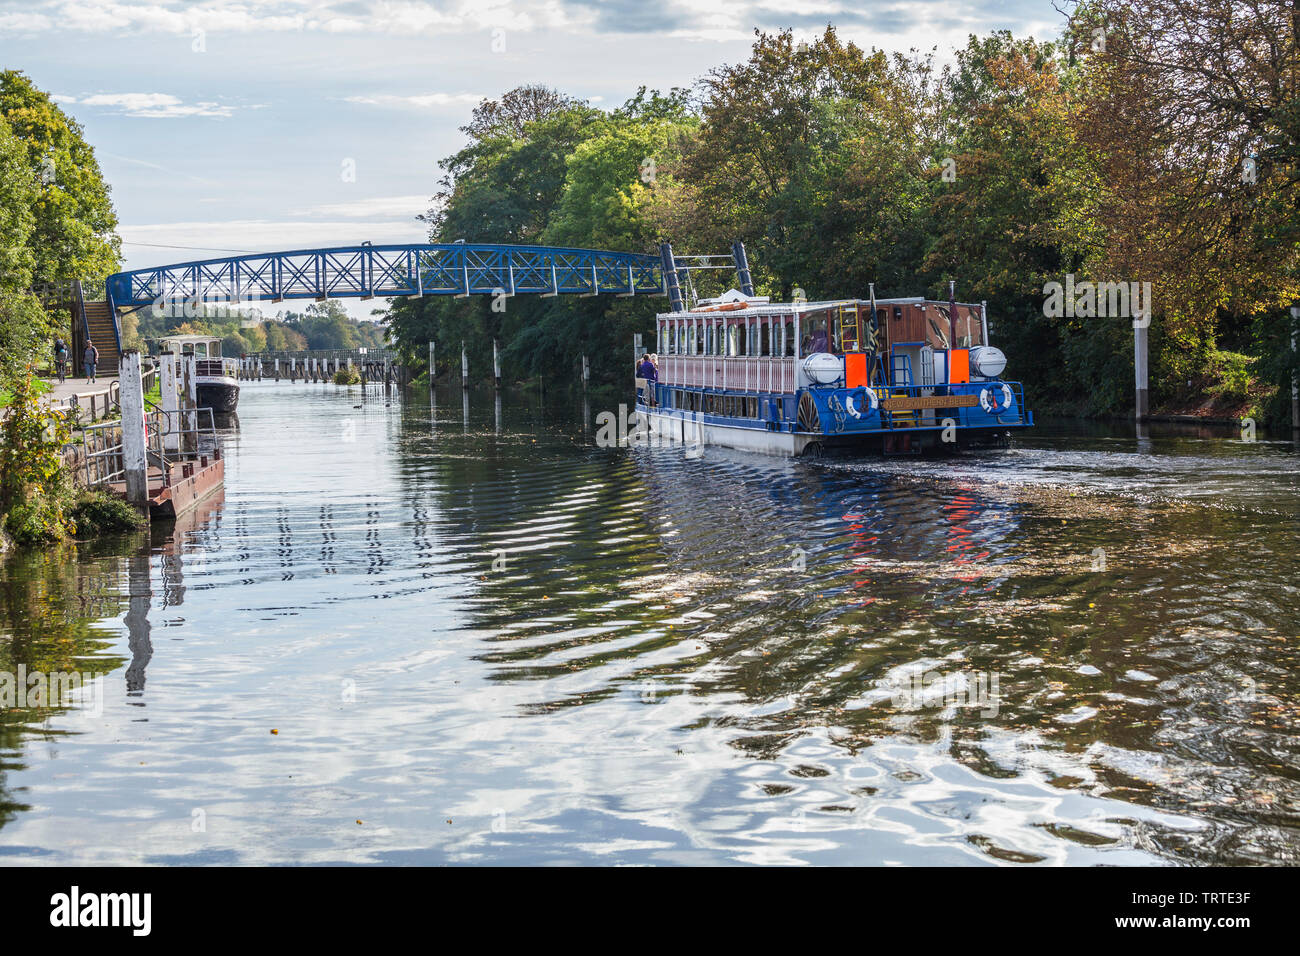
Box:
[461,342,469,389]
[119,350,149,511]
[428,341,435,386]
[493,339,501,389]
[160,351,180,455]
[181,353,198,453]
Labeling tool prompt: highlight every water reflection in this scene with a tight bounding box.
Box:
[0,384,1296,865]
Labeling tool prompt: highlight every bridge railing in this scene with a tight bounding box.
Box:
[107,243,665,309]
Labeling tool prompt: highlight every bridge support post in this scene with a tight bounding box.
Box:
[461,342,469,389]
[160,351,180,456]
[659,242,684,313]
[493,339,501,389]
[119,350,149,512]
[274,358,280,382]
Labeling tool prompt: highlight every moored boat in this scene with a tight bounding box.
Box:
[158,334,240,412]
[635,243,1033,457]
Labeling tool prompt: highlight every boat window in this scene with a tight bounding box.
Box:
[784,321,795,357]
[800,310,831,355]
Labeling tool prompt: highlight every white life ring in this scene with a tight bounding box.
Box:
[980,383,1014,414]
[845,386,877,419]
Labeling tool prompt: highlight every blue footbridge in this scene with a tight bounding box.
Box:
[80,240,741,376]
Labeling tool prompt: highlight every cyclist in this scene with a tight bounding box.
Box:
[53,337,69,383]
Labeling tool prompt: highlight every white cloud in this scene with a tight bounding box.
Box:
[0,11,54,32]
[292,195,431,218]
[343,92,486,109]
[62,92,237,118]
[0,1,1063,51]
[0,1,568,37]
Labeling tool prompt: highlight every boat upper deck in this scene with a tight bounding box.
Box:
[656,296,933,320]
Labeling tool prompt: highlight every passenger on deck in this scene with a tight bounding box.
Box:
[637,353,658,406]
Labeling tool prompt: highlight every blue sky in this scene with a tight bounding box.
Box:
[1,0,1064,315]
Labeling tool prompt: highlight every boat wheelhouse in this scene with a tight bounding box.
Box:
[636,246,1033,457]
[158,334,240,413]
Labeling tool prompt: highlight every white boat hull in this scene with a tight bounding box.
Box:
[638,405,816,457]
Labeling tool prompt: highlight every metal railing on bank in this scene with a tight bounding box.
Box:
[78,404,218,490]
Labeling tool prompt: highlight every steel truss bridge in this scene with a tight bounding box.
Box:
[105,243,671,311]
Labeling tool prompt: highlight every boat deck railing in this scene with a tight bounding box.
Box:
[194,357,238,378]
[661,355,796,393]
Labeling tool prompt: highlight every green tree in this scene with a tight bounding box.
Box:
[297,301,359,350]
[0,116,37,293]
[544,116,695,251]
[676,27,894,296]
[0,71,120,282]
[0,293,54,384]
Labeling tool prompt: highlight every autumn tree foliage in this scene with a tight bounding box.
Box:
[387,14,1298,421]
[1068,0,1299,410]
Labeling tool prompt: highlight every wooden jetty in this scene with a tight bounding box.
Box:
[76,350,225,521]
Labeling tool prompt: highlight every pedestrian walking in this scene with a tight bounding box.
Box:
[84,340,99,383]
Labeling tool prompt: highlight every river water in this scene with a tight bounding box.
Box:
[1,384,1297,865]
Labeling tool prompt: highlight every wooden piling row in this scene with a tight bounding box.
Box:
[234,350,412,387]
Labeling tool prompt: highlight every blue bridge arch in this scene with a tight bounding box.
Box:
[106,242,668,311]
